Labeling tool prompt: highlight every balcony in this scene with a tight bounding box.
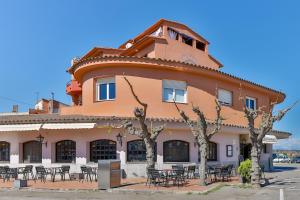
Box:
[66,80,82,95]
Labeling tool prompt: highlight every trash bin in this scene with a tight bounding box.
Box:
[98,160,121,190]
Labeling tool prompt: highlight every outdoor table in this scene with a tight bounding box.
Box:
[48,167,63,182]
[160,169,185,187]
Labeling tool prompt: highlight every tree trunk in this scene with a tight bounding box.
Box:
[199,140,208,186]
[144,138,155,170]
[251,143,261,187]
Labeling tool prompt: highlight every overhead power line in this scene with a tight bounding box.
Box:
[0,95,33,106]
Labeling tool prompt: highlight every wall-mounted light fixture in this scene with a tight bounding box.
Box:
[35,134,47,147]
[116,132,123,147]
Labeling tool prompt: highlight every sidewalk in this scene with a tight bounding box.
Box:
[0,177,239,193]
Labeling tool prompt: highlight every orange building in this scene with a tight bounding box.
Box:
[0,19,290,177]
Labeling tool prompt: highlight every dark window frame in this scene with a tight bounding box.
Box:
[208,142,218,161]
[127,140,157,162]
[198,142,218,162]
[0,141,10,162]
[181,34,193,46]
[90,139,117,162]
[23,140,42,163]
[196,40,206,51]
[163,140,190,162]
[56,140,76,163]
[226,145,233,157]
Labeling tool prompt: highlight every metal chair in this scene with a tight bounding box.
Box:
[59,165,71,181]
[19,165,34,180]
[35,166,51,182]
[187,165,196,179]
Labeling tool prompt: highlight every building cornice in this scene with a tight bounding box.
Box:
[67,55,285,102]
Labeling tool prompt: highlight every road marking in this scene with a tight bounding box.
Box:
[280,189,284,200]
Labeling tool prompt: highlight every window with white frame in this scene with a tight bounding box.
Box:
[96,77,116,101]
[162,80,187,103]
[226,145,233,157]
[246,96,256,110]
[218,89,233,106]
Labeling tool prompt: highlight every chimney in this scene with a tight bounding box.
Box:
[12,105,19,113]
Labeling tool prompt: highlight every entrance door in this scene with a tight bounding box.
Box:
[240,143,252,160]
[23,141,42,163]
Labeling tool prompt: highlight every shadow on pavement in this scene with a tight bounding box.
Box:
[272,166,297,172]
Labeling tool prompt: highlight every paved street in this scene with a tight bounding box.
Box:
[0,163,299,200]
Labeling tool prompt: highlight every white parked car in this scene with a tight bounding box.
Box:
[273,154,291,163]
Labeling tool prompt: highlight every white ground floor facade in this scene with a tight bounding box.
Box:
[0,120,280,178]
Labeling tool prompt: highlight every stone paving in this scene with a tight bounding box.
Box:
[0,164,299,199]
[0,176,239,193]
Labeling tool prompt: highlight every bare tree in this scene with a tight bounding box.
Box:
[174,99,222,186]
[122,76,164,170]
[241,89,298,187]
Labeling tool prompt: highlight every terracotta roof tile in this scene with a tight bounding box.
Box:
[0,114,291,137]
[68,55,285,98]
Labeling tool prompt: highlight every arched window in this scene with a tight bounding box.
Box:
[0,141,10,162]
[198,142,218,162]
[163,140,189,162]
[90,140,116,162]
[127,140,157,162]
[23,141,42,163]
[56,140,76,163]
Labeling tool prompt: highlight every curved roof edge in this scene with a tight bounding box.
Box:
[68,55,285,100]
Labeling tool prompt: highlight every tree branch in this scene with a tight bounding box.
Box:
[208,99,222,138]
[123,76,148,118]
[174,100,196,128]
[150,124,165,140]
[272,100,299,122]
[122,120,144,138]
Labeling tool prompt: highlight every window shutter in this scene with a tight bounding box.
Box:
[163,80,186,90]
[218,89,232,105]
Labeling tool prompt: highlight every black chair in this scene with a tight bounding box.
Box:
[35,166,51,182]
[146,168,155,186]
[147,170,167,187]
[59,165,71,181]
[80,166,93,182]
[219,165,233,182]
[171,169,186,187]
[0,166,9,182]
[187,165,196,179]
[19,165,34,180]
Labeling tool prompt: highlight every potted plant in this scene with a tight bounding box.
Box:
[238,159,252,183]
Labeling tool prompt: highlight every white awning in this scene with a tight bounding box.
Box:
[263,135,278,144]
[42,123,96,130]
[0,124,42,132]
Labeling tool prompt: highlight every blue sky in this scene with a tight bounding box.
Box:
[0,0,299,149]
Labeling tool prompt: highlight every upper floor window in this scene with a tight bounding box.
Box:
[246,96,256,110]
[218,89,233,106]
[96,77,116,101]
[196,40,206,51]
[167,28,179,40]
[181,34,193,46]
[163,80,187,103]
